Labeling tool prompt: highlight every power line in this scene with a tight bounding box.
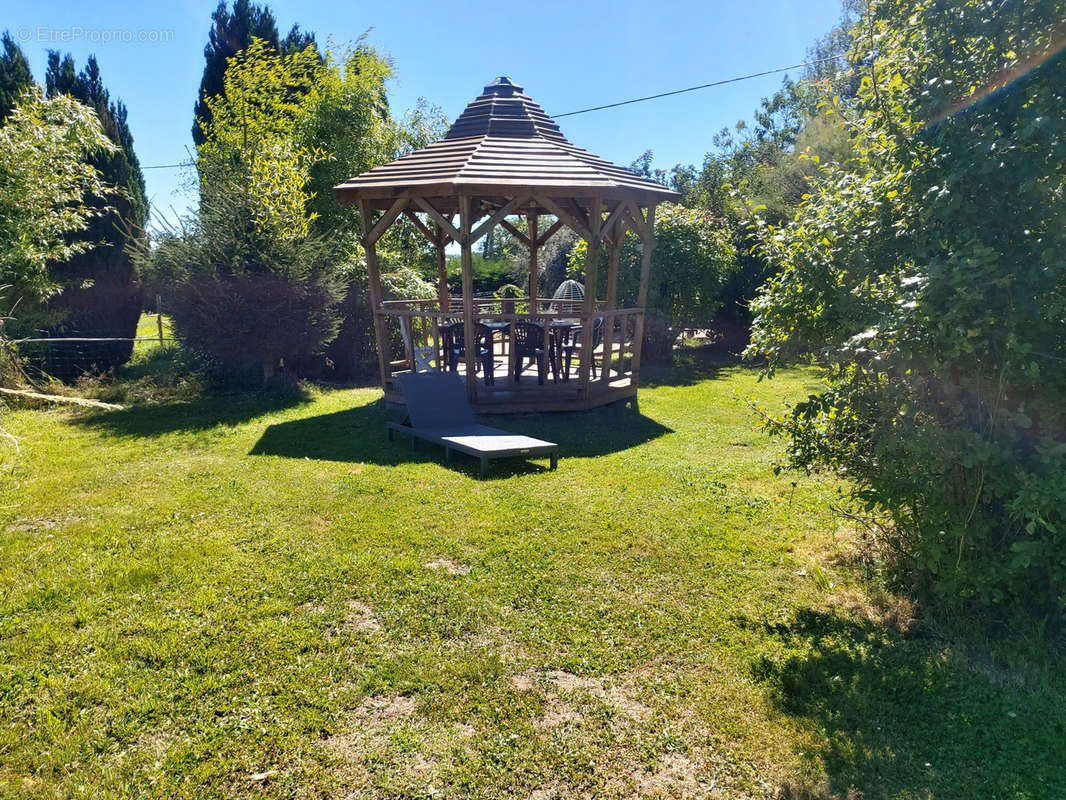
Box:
[553,56,841,118]
[137,56,843,169]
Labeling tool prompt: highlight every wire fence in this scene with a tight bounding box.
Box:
[9,305,178,382]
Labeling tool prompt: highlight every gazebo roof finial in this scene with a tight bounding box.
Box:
[443,77,566,141]
[485,76,521,94]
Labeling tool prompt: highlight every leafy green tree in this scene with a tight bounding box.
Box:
[666,4,861,340]
[539,226,579,297]
[198,37,324,240]
[569,204,737,359]
[0,32,32,122]
[308,75,446,378]
[749,0,1066,619]
[148,37,343,384]
[0,87,115,321]
[300,41,400,237]
[40,52,147,374]
[192,0,317,146]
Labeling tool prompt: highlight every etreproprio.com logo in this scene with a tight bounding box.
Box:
[16,26,175,45]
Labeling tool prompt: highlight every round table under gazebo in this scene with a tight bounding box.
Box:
[333,76,679,413]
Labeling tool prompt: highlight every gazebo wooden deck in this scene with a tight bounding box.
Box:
[334,76,679,413]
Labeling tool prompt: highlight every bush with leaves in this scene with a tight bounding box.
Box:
[141,39,347,385]
[539,226,578,298]
[748,0,1066,620]
[39,52,149,377]
[569,204,737,360]
[147,181,343,385]
[302,46,446,378]
[0,86,116,332]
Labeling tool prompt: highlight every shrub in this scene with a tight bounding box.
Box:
[493,283,526,315]
[747,0,1066,620]
[569,204,737,359]
[447,254,512,295]
[167,273,340,384]
[143,180,343,385]
[0,86,115,326]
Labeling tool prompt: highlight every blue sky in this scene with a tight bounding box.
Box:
[9,0,844,224]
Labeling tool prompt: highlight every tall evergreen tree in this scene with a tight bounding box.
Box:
[0,32,32,122]
[42,52,147,374]
[191,0,317,145]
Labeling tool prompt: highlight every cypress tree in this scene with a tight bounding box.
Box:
[0,32,32,121]
[41,52,147,375]
[191,0,317,145]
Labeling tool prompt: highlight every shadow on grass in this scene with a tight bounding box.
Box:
[249,397,673,475]
[115,342,193,383]
[750,608,1066,799]
[639,347,745,388]
[74,388,313,438]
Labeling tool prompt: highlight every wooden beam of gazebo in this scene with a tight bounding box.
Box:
[334,76,679,413]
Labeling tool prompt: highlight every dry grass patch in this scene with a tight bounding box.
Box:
[545,669,603,693]
[343,599,380,633]
[4,513,81,533]
[537,699,583,730]
[425,557,471,575]
[510,672,537,691]
[323,694,418,759]
[511,669,653,733]
[634,752,701,797]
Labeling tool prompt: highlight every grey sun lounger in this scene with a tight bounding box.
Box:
[386,372,558,478]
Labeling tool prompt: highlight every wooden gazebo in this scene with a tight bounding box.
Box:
[334,76,679,413]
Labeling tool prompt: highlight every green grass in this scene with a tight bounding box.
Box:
[134,312,173,342]
[1,350,1063,798]
[65,315,202,406]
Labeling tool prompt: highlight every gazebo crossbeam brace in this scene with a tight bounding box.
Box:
[535,217,566,248]
[531,194,592,241]
[470,194,532,244]
[366,197,409,245]
[403,209,447,246]
[414,197,462,242]
[498,218,531,248]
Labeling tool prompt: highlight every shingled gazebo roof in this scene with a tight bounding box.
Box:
[334,77,679,210]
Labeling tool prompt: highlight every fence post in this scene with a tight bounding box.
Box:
[156,294,163,343]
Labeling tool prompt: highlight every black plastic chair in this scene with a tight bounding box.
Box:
[448,322,496,385]
[563,317,604,380]
[512,321,547,385]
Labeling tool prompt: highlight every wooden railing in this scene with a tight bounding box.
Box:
[375,297,642,391]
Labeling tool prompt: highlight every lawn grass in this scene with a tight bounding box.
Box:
[1,349,1063,798]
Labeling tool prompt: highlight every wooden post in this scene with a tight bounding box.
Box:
[600,234,622,382]
[434,225,449,371]
[435,224,449,312]
[155,293,164,343]
[358,199,392,392]
[630,204,657,387]
[459,196,477,400]
[502,213,536,384]
[577,197,602,399]
[527,213,539,314]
